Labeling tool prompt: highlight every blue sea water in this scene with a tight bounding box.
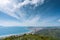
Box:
[0,27,30,36]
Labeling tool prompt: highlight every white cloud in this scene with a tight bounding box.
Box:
[0,16,40,26]
[0,0,10,5]
[0,0,45,20]
[0,0,45,26]
[22,15,40,26]
[15,0,45,9]
[0,0,20,19]
[31,0,44,7]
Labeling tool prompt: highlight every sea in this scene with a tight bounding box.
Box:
[0,27,31,36]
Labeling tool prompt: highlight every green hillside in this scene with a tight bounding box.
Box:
[1,34,58,40]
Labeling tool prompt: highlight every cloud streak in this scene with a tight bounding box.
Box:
[0,0,60,27]
[15,0,45,8]
[0,0,56,26]
[0,15,40,26]
[0,0,45,19]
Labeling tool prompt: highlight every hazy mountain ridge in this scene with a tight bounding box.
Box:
[35,27,60,39]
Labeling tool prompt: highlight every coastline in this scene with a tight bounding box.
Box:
[0,30,33,39]
[0,27,42,38]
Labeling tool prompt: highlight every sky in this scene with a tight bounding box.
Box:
[0,0,60,27]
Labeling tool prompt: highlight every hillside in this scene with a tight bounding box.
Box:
[35,27,60,40]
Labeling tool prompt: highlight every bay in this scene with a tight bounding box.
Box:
[0,27,30,36]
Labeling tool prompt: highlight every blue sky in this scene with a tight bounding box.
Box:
[0,0,60,27]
